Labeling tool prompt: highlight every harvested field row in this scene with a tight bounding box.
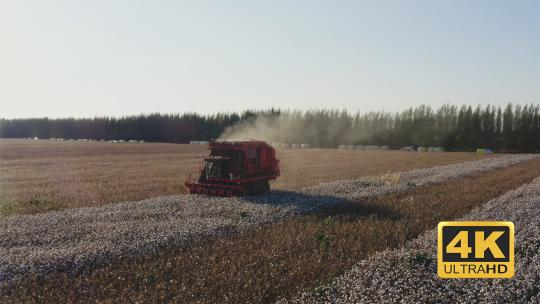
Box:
[0,139,492,215]
[0,155,533,285]
[2,156,540,303]
[288,174,540,304]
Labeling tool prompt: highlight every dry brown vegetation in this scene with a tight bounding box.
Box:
[5,157,539,304]
[0,139,492,216]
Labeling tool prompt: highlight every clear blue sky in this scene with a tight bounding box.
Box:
[1,0,539,118]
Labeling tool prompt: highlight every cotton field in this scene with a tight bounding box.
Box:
[0,154,536,285]
[1,140,540,303]
[287,176,540,304]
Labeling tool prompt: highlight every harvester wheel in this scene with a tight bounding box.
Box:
[262,180,270,193]
[243,181,270,195]
[241,182,252,195]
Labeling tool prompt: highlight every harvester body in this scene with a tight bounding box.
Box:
[186,140,280,196]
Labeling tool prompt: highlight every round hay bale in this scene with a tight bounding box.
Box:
[401,146,414,151]
[477,148,493,154]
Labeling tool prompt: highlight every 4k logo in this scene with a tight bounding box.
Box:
[438,221,514,278]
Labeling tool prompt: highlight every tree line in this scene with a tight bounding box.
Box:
[1,104,539,152]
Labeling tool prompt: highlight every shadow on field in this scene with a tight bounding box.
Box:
[239,190,400,221]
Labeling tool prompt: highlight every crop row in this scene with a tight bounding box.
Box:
[0,154,536,286]
[289,174,540,303]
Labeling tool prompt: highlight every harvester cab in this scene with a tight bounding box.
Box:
[186,140,280,196]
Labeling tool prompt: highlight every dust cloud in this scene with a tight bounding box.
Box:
[218,113,371,147]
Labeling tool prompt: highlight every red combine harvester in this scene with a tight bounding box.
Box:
[185,140,280,196]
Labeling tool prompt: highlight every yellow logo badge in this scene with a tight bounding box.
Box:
[438,221,514,278]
